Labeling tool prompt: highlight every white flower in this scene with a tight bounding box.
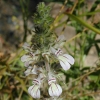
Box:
[57,35,65,42]
[24,65,38,76]
[28,78,41,99]
[54,35,66,48]
[21,54,33,67]
[50,47,75,70]
[21,52,39,67]
[22,42,31,51]
[28,73,44,99]
[58,53,74,70]
[24,65,43,76]
[28,84,40,98]
[48,73,62,97]
[49,83,62,97]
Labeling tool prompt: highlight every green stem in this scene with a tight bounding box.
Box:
[20,0,28,42]
[44,60,50,73]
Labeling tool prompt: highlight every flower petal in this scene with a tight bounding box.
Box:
[24,61,29,67]
[28,85,34,95]
[31,66,38,75]
[21,55,31,62]
[35,88,40,98]
[31,86,40,98]
[58,56,71,70]
[21,55,28,62]
[55,84,62,96]
[58,84,62,95]
[63,54,74,65]
[24,67,32,76]
[49,85,54,96]
[50,47,56,54]
[57,35,65,42]
[59,60,70,70]
[22,42,30,49]
[49,83,62,97]
[28,85,40,99]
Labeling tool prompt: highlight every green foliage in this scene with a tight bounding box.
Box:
[33,2,53,34]
[31,2,56,51]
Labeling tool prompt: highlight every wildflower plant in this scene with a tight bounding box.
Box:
[1,0,100,100]
[21,2,74,99]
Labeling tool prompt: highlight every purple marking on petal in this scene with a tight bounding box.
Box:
[48,78,56,85]
[33,79,39,84]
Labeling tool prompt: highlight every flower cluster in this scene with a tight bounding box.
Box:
[21,35,74,99]
[20,2,75,99]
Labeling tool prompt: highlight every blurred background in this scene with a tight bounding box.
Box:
[0,0,100,100]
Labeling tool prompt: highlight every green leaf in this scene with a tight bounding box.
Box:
[66,13,100,34]
[15,76,27,93]
[78,9,100,17]
[89,75,98,82]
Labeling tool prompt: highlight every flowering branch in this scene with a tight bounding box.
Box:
[20,2,75,99]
